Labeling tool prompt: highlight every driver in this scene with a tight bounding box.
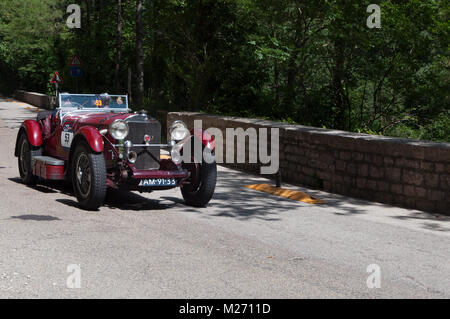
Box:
[62,96,72,106]
[99,93,111,108]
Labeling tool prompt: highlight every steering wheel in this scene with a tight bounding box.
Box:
[69,102,84,109]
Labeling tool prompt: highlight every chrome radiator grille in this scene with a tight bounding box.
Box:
[126,121,161,170]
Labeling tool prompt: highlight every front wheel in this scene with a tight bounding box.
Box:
[17,133,41,185]
[71,142,106,210]
[181,157,217,207]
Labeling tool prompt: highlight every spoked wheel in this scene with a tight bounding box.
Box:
[181,155,217,208]
[75,153,92,197]
[71,142,106,210]
[17,133,41,185]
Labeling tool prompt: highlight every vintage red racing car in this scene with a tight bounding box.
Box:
[14,93,216,210]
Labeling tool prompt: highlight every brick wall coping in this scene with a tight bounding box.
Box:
[169,112,450,158]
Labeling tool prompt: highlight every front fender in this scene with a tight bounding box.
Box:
[15,120,42,156]
[190,128,215,151]
[74,126,104,153]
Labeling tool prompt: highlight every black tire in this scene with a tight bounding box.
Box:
[71,142,106,210]
[181,158,217,207]
[17,133,41,185]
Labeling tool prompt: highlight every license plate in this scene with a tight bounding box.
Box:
[139,178,177,187]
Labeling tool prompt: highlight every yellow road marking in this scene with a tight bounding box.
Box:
[13,101,27,107]
[244,184,326,205]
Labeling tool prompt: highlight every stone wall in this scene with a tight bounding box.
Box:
[14,90,55,109]
[168,112,450,215]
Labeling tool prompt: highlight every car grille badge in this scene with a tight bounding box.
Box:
[144,135,153,145]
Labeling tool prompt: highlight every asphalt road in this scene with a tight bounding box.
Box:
[0,96,449,298]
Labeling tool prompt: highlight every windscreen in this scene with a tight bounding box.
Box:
[59,94,128,110]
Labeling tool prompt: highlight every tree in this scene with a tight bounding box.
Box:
[135,0,144,107]
[0,0,448,141]
[114,0,123,91]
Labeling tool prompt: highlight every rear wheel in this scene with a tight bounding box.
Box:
[71,142,106,210]
[181,156,217,207]
[17,133,41,185]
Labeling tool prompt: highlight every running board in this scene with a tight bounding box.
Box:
[32,156,65,180]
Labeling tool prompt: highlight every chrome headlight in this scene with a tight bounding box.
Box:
[169,120,189,141]
[110,120,129,140]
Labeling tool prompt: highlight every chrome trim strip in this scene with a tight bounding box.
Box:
[33,156,65,166]
[113,144,170,147]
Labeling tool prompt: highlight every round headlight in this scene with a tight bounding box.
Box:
[169,121,189,141]
[110,120,129,140]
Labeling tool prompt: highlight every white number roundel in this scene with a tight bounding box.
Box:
[61,132,74,148]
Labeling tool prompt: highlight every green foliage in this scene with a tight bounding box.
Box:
[0,0,448,142]
[0,0,64,92]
